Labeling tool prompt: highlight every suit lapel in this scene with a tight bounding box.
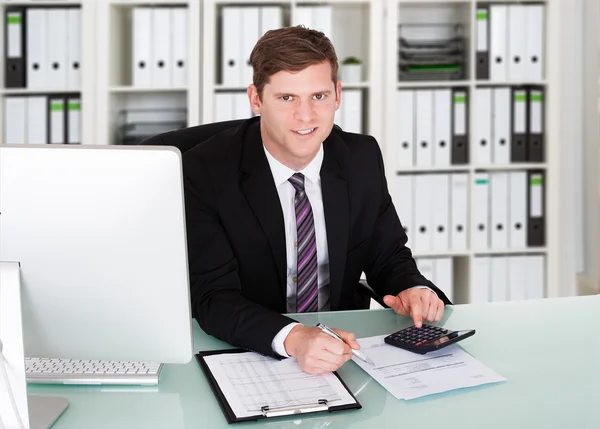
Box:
[239,121,287,288]
[321,133,349,309]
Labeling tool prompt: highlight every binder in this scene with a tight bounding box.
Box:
[27,96,48,144]
[525,5,544,81]
[132,7,152,87]
[48,96,66,144]
[395,175,414,248]
[525,255,545,299]
[4,97,26,144]
[27,8,46,89]
[292,6,312,29]
[490,172,508,249]
[66,8,81,90]
[527,171,545,246]
[433,89,451,167]
[5,7,26,88]
[492,87,510,164]
[431,174,450,251]
[450,173,468,251]
[490,257,508,302]
[415,90,433,167]
[451,89,468,164]
[214,93,233,122]
[433,257,453,303]
[472,172,490,249]
[67,96,81,144]
[489,5,507,81]
[511,88,527,162]
[241,7,260,86]
[474,88,492,165]
[507,5,526,82]
[397,90,414,167]
[508,171,527,248]
[343,90,362,134]
[312,6,333,39]
[471,257,490,303]
[151,8,172,86]
[195,349,361,424]
[233,92,250,120]
[334,102,344,130]
[47,8,68,89]
[171,8,188,87]
[508,256,526,300]
[527,87,544,162]
[475,5,490,80]
[415,258,434,284]
[413,174,432,253]
[221,7,242,86]
[260,7,283,37]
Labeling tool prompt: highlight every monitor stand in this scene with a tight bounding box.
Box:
[0,262,69,429]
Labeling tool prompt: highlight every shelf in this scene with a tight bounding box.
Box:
[396,166,470,173]
[0,0,82,5]
[109,0,188,6]
[1,88,81,95]
[109,86,188,93]
[412,251,469,258]
[475,80,548,87]
[474,163,548,171]
[474,248,548,256]
[397,80,470,89]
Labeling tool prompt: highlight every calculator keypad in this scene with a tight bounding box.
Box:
[387,325,449,346]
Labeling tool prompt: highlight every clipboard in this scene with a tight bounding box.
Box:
[195,349,362,424]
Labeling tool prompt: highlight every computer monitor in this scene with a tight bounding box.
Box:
[0,144,193,363]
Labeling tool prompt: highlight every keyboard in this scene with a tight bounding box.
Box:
[25,357,163,386]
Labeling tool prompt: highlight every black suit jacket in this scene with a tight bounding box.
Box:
[151,117,450,357]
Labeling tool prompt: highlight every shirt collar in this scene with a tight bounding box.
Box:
[263,144,324,187]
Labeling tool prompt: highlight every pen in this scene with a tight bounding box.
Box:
[316,323,375,366]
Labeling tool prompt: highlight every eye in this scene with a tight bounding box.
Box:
[280,95,293,101]
[313,93,325,100]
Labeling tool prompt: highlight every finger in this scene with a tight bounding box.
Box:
[321,334,351,355]
[410,299,423,328]
[434,300,445,322]
[383,294,400,310]
[334,329,360,350]
[425,297,438,322]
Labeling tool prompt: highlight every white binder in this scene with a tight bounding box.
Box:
[395,175,414,248]
[260,6,283,36]
[171,8,188,87]
[525,5,544,81]
[450,173,468,251]
[221,7,242,86]
[415,90,433,167]
[132,7,152,87]
[151,8,172,87]
[312,6,333,39]
[66,8,81,90]
[49,97,65,144]
[471,257,490,303]
[4,97,26,144]
[413,174,432,253]
[293,6,312,28]
[233,93,250,120]
[490,257,508,302]
[508,256,526,301]
[343,90,362,134]
[489,5,507,81]
[67,97,81,144]
[415,258,434,284]
[433,89,451,167]
[474,88,492,164]
[472,172,490,249]
[508,171,527,248]
[396,90,414,168]
[27,96,47,144]
[334,102,344,130]
[431,174,450,252]
[433,258,453,302]
[525,255,545,299]
[214,93,233,122]
[47,8,68,89]
[507,5,526,81]
[241,7,260,87]
[492,87,510,164]
[490,172,509,249]
[26,8,47,89]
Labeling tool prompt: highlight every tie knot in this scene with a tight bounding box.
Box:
[288,173,305,192]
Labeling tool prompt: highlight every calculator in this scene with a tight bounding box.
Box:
[384,324,475,354]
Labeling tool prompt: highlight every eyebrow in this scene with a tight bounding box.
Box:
[273,89,333,97]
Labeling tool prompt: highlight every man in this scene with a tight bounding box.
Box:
[182,26,451,374]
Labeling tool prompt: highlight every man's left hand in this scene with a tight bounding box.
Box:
[383,288,444,327]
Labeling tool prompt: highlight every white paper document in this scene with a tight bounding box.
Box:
[203,352,357,418]
[353,335,506,400]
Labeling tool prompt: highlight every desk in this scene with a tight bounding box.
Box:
[29,296,600,428]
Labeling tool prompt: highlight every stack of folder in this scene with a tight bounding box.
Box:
[398,24,466,81]
[415,257,454,302]
[116,108,186,145]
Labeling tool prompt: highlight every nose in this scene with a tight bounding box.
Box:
[293,99,313,123]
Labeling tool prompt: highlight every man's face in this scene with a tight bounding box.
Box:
[248,61,342,171]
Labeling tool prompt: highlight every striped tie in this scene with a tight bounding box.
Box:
[288,173,318,313]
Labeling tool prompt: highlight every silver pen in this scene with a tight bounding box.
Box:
[317,323,375,366]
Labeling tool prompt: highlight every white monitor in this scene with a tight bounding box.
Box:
[0,144,193,363]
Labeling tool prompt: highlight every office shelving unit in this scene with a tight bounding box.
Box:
[0,0,564,303]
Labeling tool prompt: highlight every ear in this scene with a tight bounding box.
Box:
[335,80,342,111]
[248,84,262,115]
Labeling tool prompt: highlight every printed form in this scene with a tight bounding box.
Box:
[352,335,506,400]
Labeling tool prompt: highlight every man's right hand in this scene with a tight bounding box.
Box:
[283,325,359,374]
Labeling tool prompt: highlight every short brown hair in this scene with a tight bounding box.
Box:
[249,26,339,98]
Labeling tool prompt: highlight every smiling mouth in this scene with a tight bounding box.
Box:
[293,127,317,136]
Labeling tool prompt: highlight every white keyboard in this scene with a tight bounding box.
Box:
[25,357,163,386]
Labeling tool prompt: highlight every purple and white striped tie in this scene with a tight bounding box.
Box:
[288,173,318,313]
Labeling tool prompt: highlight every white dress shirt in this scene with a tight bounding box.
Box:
[263,144,435,357]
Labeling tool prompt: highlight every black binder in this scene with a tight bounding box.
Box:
[527,87,545,162]
[527,170,545,247]
[510,87,527,162]
[4,7,26,88]
[196,349,361,424]
[476,4,490,80]
[451,88,469,164]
